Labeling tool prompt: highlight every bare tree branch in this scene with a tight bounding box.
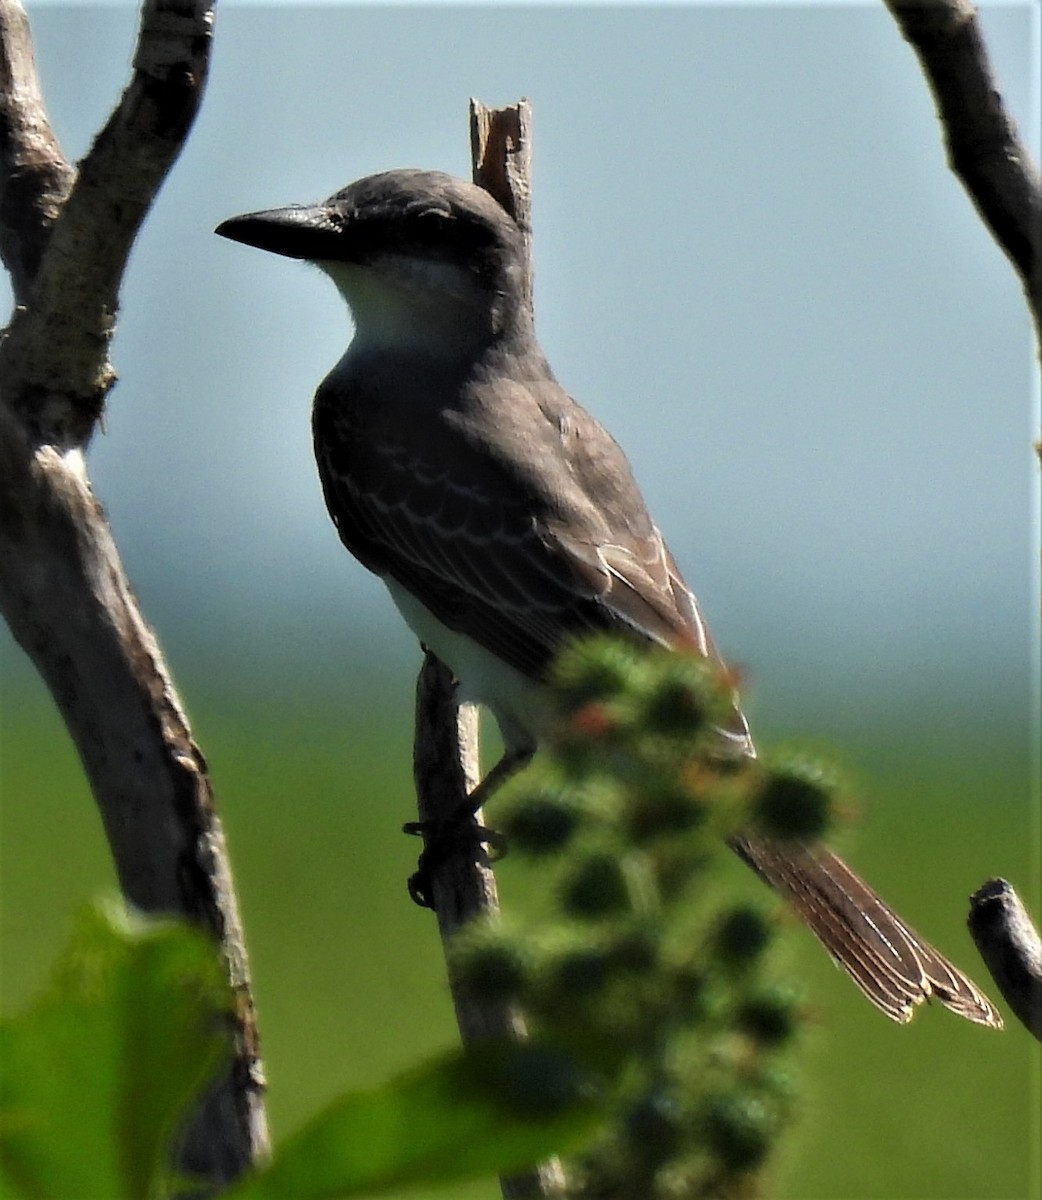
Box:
[884,0,1040,1042]
[411,99,565,1200]
[471,98,534,310]
[0,0,267,1189]
[1,0,217,443]
[884,0,1042,348]
[413,655,521,1038]
[411,99,535,984]
[0,0,73,300]
[969,878,1042,1042]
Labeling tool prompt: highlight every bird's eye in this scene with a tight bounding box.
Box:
[415,209,454,239]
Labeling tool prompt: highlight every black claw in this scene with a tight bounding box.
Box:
[407,864,435,909]
[402,811,508,908]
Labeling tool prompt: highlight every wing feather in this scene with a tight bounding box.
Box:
[312,376,701,679]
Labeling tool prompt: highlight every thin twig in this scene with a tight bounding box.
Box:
[411,99,565,1200]
[884,0,1042,349]
[969,878,1042,1041]
[0,0,267,1189]
[413,654,522,1039]
[471,98,534,309]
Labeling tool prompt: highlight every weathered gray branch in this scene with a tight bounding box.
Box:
[471,98,534,311]
[884,0,1041,1041]
[0,0,267,1189]
[1,0,219,443]
[411,99,565,1200]
[0,0,73,300]
[411,99,535,993]
[884,0,1042,349]
[969,878,1042,1042]
[413,654,520,1038]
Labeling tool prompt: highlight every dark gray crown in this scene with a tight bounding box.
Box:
[217,169,523,288]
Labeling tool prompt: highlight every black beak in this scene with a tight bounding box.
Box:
[215,204,342,260]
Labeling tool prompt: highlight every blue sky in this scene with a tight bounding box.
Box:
[5,1,1040,743]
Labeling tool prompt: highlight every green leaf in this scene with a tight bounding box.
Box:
[229,1041,600,1199]
[0,898,229,1200]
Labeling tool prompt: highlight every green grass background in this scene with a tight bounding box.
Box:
[2,640,1038,1200]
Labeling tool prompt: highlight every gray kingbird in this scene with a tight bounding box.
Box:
[216,169,1000,1028]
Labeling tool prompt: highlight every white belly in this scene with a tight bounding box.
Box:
[384,578,547,749]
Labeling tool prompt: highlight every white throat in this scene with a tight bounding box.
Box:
[320,255,488,358]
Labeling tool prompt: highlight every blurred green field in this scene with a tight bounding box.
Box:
[2,644,1039,1200]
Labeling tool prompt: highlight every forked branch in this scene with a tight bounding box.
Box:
[0,0,267,1188]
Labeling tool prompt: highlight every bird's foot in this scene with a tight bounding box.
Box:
[403,807,507,909]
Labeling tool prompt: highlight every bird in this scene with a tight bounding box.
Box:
[216,168,1002,1028]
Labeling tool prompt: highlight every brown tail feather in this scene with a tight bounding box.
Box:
[731,836,1003,1027]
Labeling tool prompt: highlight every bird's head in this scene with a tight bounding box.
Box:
[216,169,529,354]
